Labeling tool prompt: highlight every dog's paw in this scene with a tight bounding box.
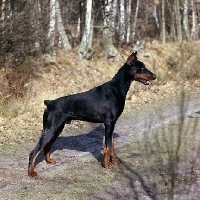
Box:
[112,157,120,165]
[104,162,113,169]
[46,159,56,164]
[28,170,38,178]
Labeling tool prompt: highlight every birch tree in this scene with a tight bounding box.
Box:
[76,17,81,41]
[119,0,125,41]
[174,0,182,42]
[191,0,198,40]
[77,0,93,60]
[47,0,71,54]
[56,1,71,50]
[126,0,132,43]
[132,0,140,42]
[161,0,166,43]
[153,1,159,30]
[111,0,117,32]
[1,0,5,26]
[183,0,190,41]
[48,0,56,50]
[167,0,176,41]
[102,0,121,60]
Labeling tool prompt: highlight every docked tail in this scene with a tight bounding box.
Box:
[44,100,52,107]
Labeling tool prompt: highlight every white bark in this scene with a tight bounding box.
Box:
[167,0,176,41]
[102,0,121,60]
[191,0,198,40]
[48,0,56,48]
[78,0,93,59]
[47,0,71,53]
[153,3,159,29]
[56,1,72,50]
[76,17,81,40]
[183,0,190,41]
[1,0,5,23]
[161,0,166,43]
[88,18,93,48]
[175,0,182,42]
[119,0,125,41]
[132,0,140,42]
[126,0,131,43]
[111,0,117,30]
[83,0,92,45]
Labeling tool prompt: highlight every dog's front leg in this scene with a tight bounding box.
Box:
[110,136,120,165]
[104,121,115,168]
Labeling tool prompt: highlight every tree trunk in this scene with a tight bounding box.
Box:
[77,0,93,60]
[119,0,125,42]
[191,0,198,40]
[46,0,71,63]
[1,0,5,25]
[175,0,182,42]
[56,0,72,50]
[79,0,83,40]
[171,11,177,42]
[48,0,56,49]
[153,2,159,30]
[161,0,166,43]
[132,0,140,43]
[76,17,81,41]
[126,0,131,43]
[111,0,117,31]
[88,18,93,48]
[183,0,190,41]
[102,0,121,60]
[166,0,176,41]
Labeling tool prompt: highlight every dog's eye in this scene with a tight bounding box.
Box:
[141,68,145,71]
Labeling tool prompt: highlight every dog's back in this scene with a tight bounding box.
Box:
[44,79,125,123]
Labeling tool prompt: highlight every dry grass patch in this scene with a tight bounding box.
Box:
[148,41,200,82]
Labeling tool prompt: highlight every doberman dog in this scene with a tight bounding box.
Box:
[28,51,156,178]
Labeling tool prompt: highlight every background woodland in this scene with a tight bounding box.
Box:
[1,0,200,66]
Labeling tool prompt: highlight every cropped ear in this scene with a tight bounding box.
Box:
[126,51,137,65]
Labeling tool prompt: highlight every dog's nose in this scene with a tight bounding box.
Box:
[152,74,157,80]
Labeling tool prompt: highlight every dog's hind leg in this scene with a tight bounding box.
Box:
[28,146,42,178]
[44,122,65,164]
[28,131,50,178]
[28,120,65,178]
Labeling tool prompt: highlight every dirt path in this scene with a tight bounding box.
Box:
[0,95,200,200]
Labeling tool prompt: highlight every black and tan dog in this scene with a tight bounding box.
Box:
[28,51,156,178]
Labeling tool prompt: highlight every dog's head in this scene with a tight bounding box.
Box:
[126,51,156,85]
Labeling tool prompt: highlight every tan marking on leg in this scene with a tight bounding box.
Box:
[45,152,56,164]
[44,129,63,164]
[103,143,112,168]
[111,137,120,165]
[28,150,41,178]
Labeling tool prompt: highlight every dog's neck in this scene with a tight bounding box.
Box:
[111,64,132,98]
